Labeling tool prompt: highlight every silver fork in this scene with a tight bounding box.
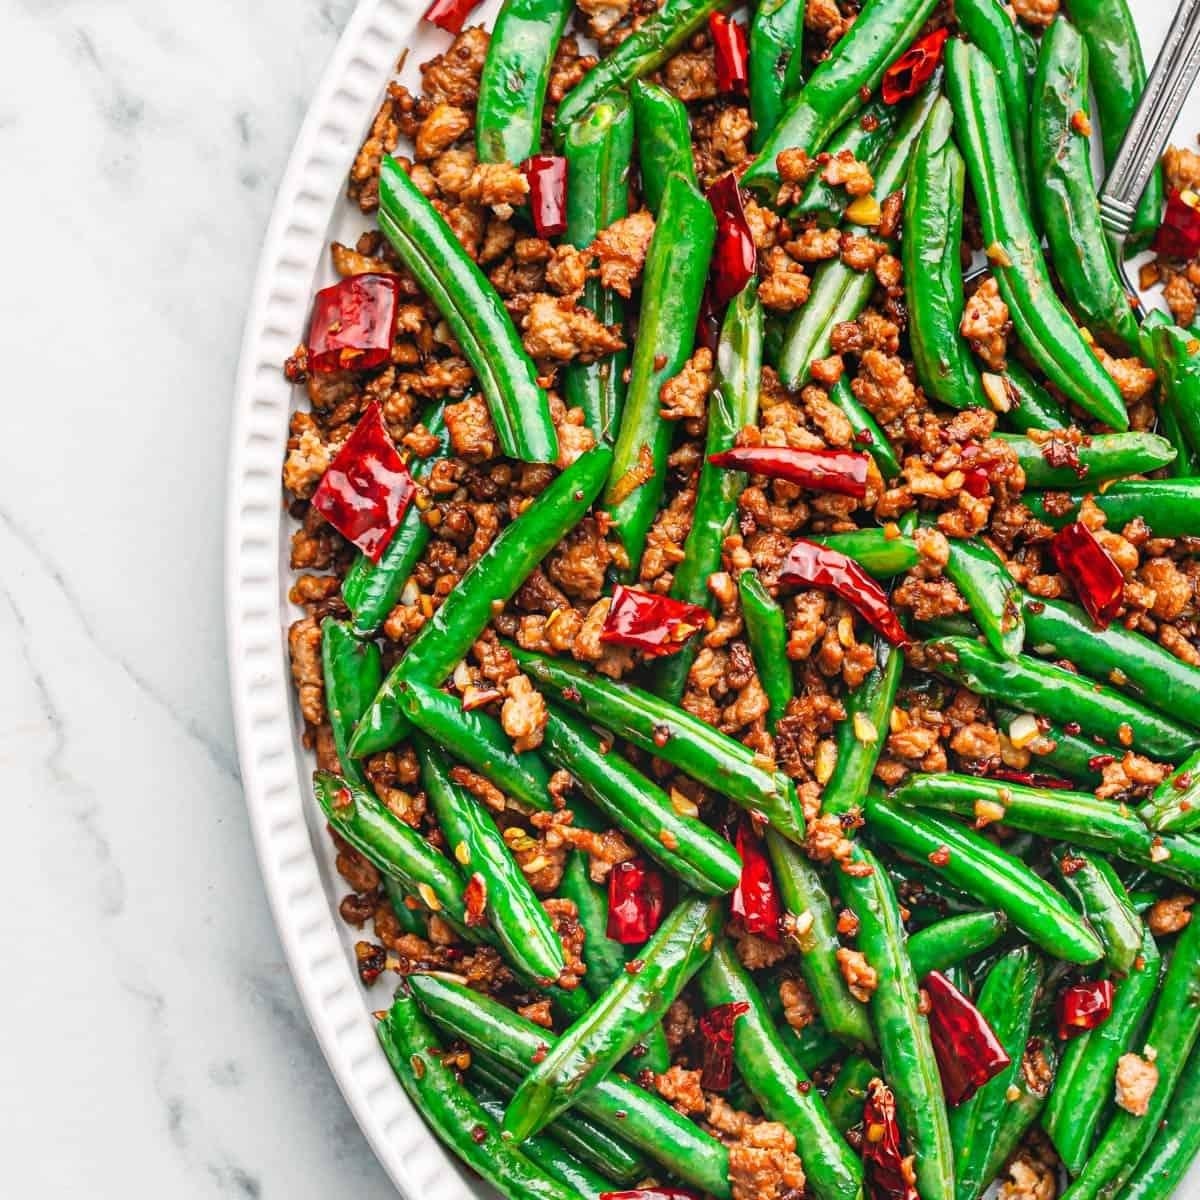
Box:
[1099,0,1200,306]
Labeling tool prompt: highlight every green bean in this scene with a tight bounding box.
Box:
[467,1052,650,1185]
[473,1085,611,1194]
[540,707,742,894]
[1031,18,1139,352]
[652,282,762,703]
[993,705,1106,788]
[381,875,430,938]
[920,636,1200,762]
[748,0,806,150]
[894,773,1200,888]
[563,94,634,441]
[558,851,671,1073]
[828,376,902,479]
[767,831,875,1050]
[697,939,865,1200]
[1147,318,1200,463]
[554,0,731,137]
[944,40,1128,430]
[955,0,1034,210]
[822,638,902,817]
[1023,480,1200,538]
[411,973,733,1196]
[376,992,578,1200]
[321,618,382,790]
[907,911,1009,976]
[350,445,613,755]
[996,360,1071,433]
[940,537,1024,659]
[982,1033,1058,1186]
[1121,1039,1200,1200]
[417,736,564,983]
[1140,748,1200,835]
[381,677,552,810]
[865,791,1105,963]
[951,946,1044,1200]
[340,402,450,636]
[778,84,941,388]
[995,431,1176,488]
[377,157,557,462]
[840,841,954,1200]
[603,172,715,577]
[476,0,572,165]
[1063,0,1165,252]
[502,897,720,1139]
[739,569,793,730]
[742,0,940,193]
[1060,912,1200,1198]
[1023,595,1200,731]
[792,100,898,226]
[824,1054,878,1135]
[1158,390,1200,478]
[809,530,920,579]
[631,80,697,214]
[903,92,986,411]
[509,643,807,841]
[1054,846,1143,974]
[1043,926,1162,1176]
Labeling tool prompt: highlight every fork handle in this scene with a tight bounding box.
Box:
[1099,0,1200,240]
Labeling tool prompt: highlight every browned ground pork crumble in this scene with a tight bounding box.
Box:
[280,5,1199,1197]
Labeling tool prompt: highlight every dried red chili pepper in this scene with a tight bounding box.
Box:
[1050,521,1124,628]
[607,859,666,944]
[709,12,749,95]
[1153,189,1200,259]
[707,172,757,306]
[699,1001,750,1090]
[923,970,1012,1106]
[1057,979,1114,1040]
[463,873,488,926]
[962,467,990,498]
[600,584,711,658]
[861,1079,919,1200]
[882,27,949,105]
[307,273,400,374]
[601,1191,701,1200]
[731,818,782,941]
[523,155,568,238]
[984,764,1076,791]
[708,446,871,497]
[778,539,909,646]
[696,285,723,354]
[423,0,481,34]
[312,402,416,561]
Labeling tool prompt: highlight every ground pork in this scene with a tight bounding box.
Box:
[521,295,626,363]
[961,277,1011,370]
[1148,893,1195,935]
[592,210,656,298]
[707,1098,807,1200]
[1012,0,1059,26]
[1115,1052,1159,1116]
[661,348,714,421]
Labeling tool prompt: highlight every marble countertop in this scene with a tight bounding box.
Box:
[0,1,394,1194]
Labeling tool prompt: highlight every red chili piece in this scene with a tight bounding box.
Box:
[696,285,723,354]
[600,584,711,658]
[984,764,1076,791]
[708,446,871,498]
[882,28,949,105]
[601,1191,701,1200]
[423,0,481,33]
[962,467,990,498]
[307,273,400,374]
[523,155,568,238]
[1057,979,1114,1040]
[707,172,757,306]
[1153,189,1200,259]
[861,1079,919,1200]
[923,970,1012,1106]
[607,859,666,944]
[778,539,909,647]
[1050,521,1124,628]
[312,402,416,562]
[709,12,749,95]
[699,1001,750,1090]
[731,818,783,941]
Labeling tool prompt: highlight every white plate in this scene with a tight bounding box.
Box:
[226,3,1200,1196]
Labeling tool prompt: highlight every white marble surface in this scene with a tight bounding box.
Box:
[0,1,395,1194]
